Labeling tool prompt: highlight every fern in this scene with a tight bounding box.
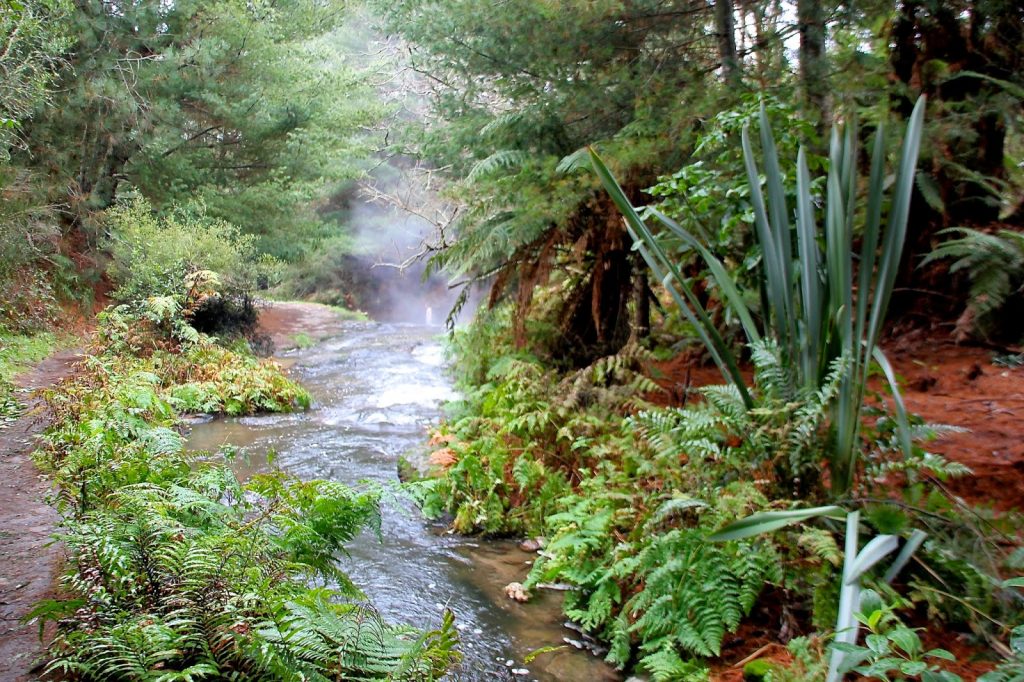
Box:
[621,524,781,658]
[466,149,530,181]
[35,315,459,679]
[529,479,781,671]
[798,528,842,567]
[638,643,709,681]
[922,228,1024,340]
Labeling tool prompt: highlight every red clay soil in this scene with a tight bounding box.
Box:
[0,349,83,682]
[886,336,1024,513]
[649,335,1024,681]
[650,337,1024,513]
[706,621,997,681]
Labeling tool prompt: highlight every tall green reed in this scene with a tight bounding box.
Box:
[591,96,926,494]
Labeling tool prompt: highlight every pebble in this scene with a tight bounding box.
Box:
[511,669,529,676]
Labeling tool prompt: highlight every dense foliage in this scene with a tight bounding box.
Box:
[0,0,384,329]
[375,0,1023,350]
[378,5,1024,674]
[3,0,1023,678]
[420,310,1021,678]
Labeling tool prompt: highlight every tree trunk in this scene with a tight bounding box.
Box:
[886,0,1022,328]
[629,260,650,345]
[797,0,828,129]
[715,0,741,85]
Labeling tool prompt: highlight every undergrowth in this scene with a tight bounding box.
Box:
[0,330,58,426]
[421,310,1022,679]
[32,309,459,680]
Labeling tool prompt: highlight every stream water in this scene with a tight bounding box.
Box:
[186,321,622,681]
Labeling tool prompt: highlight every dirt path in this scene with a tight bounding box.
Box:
[0,349,83,682]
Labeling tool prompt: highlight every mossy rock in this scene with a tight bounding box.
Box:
[397,455,423,483]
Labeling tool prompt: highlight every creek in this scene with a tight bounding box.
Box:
[186,320,622,681]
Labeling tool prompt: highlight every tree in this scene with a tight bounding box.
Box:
[379,0,1023,356]
[0,0,68,156]
[375,0,754,364]
[0,0,71,330]
[797,0,827,127]
[888,0,1023,229]
[19,0,381,259]
[716,0,741,86]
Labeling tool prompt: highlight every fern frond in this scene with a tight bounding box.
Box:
[467,150,529,181]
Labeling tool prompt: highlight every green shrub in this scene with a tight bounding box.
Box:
[593,96,927,495]
[0,170,62,332]
[423,332,658,535]
[530,478,781,674]
[831,590,962,681]
[105,198,278,305]
[922,228,1024,343]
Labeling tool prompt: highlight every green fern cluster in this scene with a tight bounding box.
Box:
[425,330,1008,678]
[923,228,1024,341]
[424,335,659,534]
[527,474,781,680]
[421,338,849,674]
[164,345,312,415]
[44,476,453,681]
[33,324,458,680]
[423,356,573,534]
[632,340,841,498]
[48,329,310,426]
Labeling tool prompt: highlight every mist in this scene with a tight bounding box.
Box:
[341,168,474,326]
[324,14,482,327]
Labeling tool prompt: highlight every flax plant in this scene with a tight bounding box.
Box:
[591,96,926,495]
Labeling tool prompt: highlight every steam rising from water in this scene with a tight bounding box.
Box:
[343,189,463,324]
[333,18,481,326]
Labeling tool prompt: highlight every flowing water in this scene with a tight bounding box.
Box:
[186,321,622,681]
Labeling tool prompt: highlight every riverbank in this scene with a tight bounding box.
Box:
[187,312,623,681]
[17,303,459,679]
[257,300,363,351]
[0,301,366,681]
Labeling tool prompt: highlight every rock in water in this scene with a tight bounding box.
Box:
[503,582,530,602]
[518,536,546,552]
